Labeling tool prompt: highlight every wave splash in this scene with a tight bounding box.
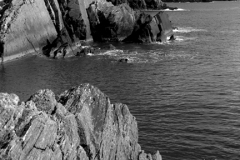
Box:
[91,48,197,64]
[163,8,190,11]
[173,27,207,33]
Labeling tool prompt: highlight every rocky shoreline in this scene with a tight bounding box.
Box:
[0,83,162,160]
[0,0,174,63]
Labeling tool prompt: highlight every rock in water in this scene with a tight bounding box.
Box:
[0,84,163,160]
[124,11,173,43]
[87,2,136,41]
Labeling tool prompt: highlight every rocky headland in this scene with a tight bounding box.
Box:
[0,83,162,160]
[0,0,174,62]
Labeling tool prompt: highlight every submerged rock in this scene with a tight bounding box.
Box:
[124,11,173,43]
[0,84,163,160]
[169,35,176,41]
[118,58,129,62]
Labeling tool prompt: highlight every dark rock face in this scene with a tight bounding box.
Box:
[124,11,173,43]
[57,0,89,41]
[0,84,162,160]
[124,12,153,43]
[87,1,173,43]
[145,0,164,9]
[118,58,129,62]
[107,0,165,9]
[87,2,136,42]
[107,0,147,9]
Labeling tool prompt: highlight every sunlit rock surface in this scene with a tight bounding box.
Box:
[0,0,58,57]
[0,84,162,160]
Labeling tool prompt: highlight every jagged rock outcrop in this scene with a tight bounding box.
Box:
[87,2,136,41]
[123,11,173,43]
[0,84,162,160]
[87,1,173,42]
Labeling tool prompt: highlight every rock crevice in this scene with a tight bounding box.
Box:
[0,84,162,160]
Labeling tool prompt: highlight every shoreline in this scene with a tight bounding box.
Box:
[1,50,37,64]
[0,39,93,64]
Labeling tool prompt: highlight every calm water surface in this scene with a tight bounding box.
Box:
[1,1,240,159]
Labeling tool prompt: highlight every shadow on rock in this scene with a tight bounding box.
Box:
[0,84,163,160]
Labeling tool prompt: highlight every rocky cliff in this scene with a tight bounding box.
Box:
[0,83,162,160]
[0,0,173,62]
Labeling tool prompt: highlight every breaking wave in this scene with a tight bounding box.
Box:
[91,48,197,64]
[174,36,197,42]
[173,27,207,33]
[163,8,189,11]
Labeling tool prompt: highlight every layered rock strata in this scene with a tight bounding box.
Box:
[0,84,162,160]
[0,0,173,62]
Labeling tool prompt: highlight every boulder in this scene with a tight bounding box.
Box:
[169,35,176,41]
[0,84,163,160]
[161,3,178,10]
[145,0,164,9]
[87,2,136,41]
[87,0,173,43]
[124,11,173,43]
[118,58,129,62]
[108,0,147,9]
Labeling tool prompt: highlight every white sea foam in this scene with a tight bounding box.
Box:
[153,40,172,45]
[98,49,124,56]
[87,53,94,56]
[163,8,189,11]
[173,27,207,33]
[175,36,185,42]
[175,36,197,42]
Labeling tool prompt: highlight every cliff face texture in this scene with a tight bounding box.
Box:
[0,0,173,61]
[0,0,58,57]
[0,84,162,160]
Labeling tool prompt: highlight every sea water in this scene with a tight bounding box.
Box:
[1,1,240,159]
